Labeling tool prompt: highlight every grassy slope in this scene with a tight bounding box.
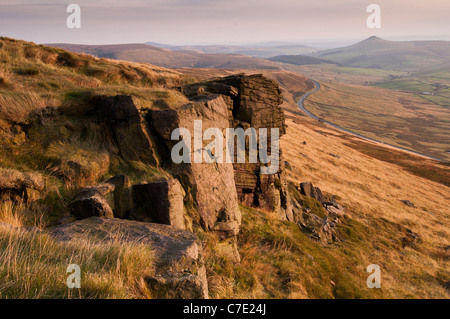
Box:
[279,63,409,86]
[0,216,154,298]
[280,117,449,298]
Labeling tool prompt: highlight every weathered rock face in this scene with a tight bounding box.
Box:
[150,95,241,238]
[48,217,208,299]
[180,74,291,220]
[94,95,159,166]
[132,179,186,230]
[106,174,133,219]
[183,74,286,132]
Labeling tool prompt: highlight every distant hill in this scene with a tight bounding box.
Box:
[47,43,284,70]
[268,54,340,66]
[312,36,450,71]
[145,42,316,58]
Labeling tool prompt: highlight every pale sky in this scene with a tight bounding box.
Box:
[1,0,449,45]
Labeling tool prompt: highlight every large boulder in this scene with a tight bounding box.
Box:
[48,217,208,299]
[132,179,186,230]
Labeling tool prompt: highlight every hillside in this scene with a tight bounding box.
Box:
[0,38,449,299]
[146,42,316,58]
[269,54,340,66]
[47,43,283,70]
[313,36,450,72]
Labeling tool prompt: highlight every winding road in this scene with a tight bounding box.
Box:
[297,79,448,163]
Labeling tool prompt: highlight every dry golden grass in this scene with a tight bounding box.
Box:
[0,201,154,299]
[281,116,450,298]
[0,37,187,129]
[46,140,110,184]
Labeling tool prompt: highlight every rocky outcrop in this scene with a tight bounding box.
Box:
[179,74,292,221]
[291,182,346,244]
[150,95,241,238]
[48,217,208,299]
[132,179,186,230]
[68,177,186,230]
[89,74,291,238]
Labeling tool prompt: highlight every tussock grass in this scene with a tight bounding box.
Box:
[0,90,47,125]
[0,167,44,189]
[0,202,154,299]
[0,67,12,85]
[0,226,154,299]
[46,140,110,185]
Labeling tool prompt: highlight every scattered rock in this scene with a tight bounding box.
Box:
[68,184,114,220]
[323,201,345,217]
[400,200,415,208]
[299,152,309,158]
[284,161,292,171]
[216,237,241,264]
[329,153,340,159]
[300,182,325,204]
[48,217,208,299]
[401,228,421,248]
